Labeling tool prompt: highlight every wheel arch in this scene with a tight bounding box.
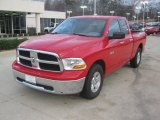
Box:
[91,59,106,75]
[139,43,143,51]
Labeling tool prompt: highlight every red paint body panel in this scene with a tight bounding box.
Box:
[12,16,146,81]
[12,61,87,81]
[19,34,103,58]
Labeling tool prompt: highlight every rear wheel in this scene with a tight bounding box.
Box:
[153,32,157,35]
[81,64,104,99]
[130,47,142,68]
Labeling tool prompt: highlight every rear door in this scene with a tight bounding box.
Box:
[118,19,133,62]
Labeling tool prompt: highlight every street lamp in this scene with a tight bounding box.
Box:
[158,16,160,22]
[80,5,87,16]
[133,16,136,22]
[158,12,160,22]
[110,11,115,16]
[135,6,141,24]
[141,0,149,28]
[126,13,130,20]
[67,11,72,17]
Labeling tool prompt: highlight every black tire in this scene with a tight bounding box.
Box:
[154,32,157,35]
[130,47,142,68]
[81,64,104,99]
[44,30,49,33]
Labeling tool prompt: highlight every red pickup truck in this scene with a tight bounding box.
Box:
[12,16,146,99]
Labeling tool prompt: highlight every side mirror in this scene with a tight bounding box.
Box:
[108,32,125,40]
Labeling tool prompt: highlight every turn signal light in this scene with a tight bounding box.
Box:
[73,64,86,69]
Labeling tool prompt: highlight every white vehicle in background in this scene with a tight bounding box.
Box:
[44,23,59,33]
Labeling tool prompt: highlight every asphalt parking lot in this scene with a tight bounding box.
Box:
[0,36,160,120]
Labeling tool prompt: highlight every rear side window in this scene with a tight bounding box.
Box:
[108,20,121,37]
[118,19,129,35]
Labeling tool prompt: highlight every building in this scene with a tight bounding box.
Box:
[0,0,66,35]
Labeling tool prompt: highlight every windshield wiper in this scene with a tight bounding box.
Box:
[73,33,89,37]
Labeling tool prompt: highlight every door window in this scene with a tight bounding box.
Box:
[118,19,129,35]
[108,20,121,38]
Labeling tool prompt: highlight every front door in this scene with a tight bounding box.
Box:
[0,20,6,34]
[118,19,133,62]
[106,19,126,71]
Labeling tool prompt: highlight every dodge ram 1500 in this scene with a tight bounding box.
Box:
[12,16,146,99]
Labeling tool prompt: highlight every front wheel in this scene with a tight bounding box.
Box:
[81,64,104,99]
[130,47,142,68]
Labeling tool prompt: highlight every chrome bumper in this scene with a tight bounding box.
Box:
[13,70,85,94]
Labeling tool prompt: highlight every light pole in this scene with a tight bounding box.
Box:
[158,16,160,22]
[67,11,72,17]
[80,5,87,16]
[126,13,130,20]
[133,16,136,22]
[135,7,141,24]
[158,12,160,22]
[141,0,148,28]
[94,0,97,15]
[147,16,150,22]
[110,11,115,16]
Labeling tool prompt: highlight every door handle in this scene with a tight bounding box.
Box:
[119,41,125,44]
[129,39,133,42]
[110,51,115,55]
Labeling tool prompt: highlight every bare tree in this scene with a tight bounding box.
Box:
[44,0,135,20]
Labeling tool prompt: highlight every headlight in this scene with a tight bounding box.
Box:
[62,58,87,70]
[16,48,19,62]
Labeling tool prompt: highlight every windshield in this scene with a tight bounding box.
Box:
[52,18,107,37]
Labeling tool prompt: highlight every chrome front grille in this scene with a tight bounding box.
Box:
[17,48,63,72]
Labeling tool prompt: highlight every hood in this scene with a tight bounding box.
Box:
[19,34,103,58]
